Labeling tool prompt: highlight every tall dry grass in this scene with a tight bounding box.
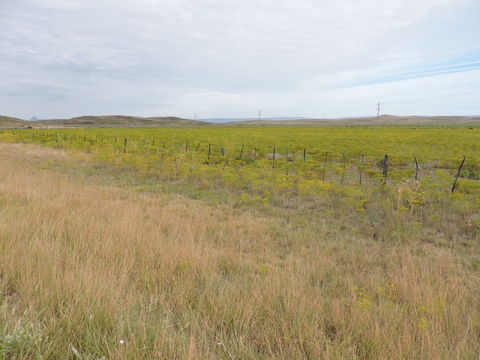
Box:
[0,143,479,359]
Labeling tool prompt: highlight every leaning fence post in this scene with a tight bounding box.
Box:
[207,143,211,163]
[239,144,244,160]
[451,156,466,193]
[382,154,389,184]
[413,153,419,180]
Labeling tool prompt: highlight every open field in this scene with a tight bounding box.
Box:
[1,127,480,359]
[3,127,480,203]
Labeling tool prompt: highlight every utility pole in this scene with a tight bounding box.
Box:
[258,110,262,122]
[376,101,381,121]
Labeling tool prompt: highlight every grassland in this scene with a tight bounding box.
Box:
[0,126,479,359]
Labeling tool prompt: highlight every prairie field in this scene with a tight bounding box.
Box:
[0,127,479,359]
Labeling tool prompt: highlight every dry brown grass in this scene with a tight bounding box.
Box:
[0,143,479,359]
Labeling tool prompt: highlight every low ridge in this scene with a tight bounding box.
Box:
[1,114,479,129]
[0,115,30,129]
[2,115,209,129]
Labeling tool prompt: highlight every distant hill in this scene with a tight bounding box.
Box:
[0,114,478,129]
[32,115,209,128]
[0,115,30,129]
[224,115,480,126]
[202,117,306,123]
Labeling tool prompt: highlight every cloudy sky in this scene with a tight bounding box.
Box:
[1,0,479,120]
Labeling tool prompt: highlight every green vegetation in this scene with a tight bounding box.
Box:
[3,126,480,197]
[3,126,480,243]
[0,127,479,359]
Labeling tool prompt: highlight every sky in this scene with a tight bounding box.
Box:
[0,0,479,120]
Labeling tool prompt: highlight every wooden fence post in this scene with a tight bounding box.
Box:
[413,153,419,180]
[451,156,466,193]
[272,145,276,168]
[382,154,389,184]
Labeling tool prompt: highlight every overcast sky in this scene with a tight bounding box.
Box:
[1,0,479,120]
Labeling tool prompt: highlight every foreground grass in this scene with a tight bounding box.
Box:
[0,143,479,359]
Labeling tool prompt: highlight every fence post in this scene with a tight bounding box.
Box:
[451,156,466,193]
[413,153,419,180]
[272,145,276,168]
[382,154,389,184]
[341,153,346,184]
